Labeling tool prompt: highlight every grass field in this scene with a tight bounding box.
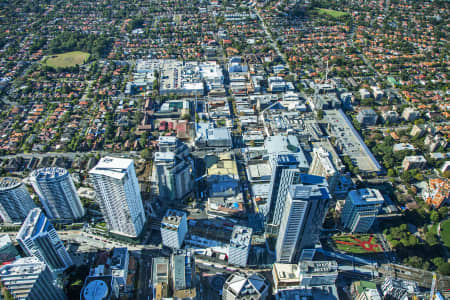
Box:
[317,8,349,18]
[44,51,90,68]
[441,219,450,248]
[332,234,383,254]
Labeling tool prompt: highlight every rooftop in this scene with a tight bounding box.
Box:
[158,136,178,144]
[313,147,337,176]
[265,135,308,170]
[173,250,194,291]
[224,273,268,297]
[298,261,338,275]
[273,263,300,283]
[323,109,381,173]
[152,257,169,284]
[154,152,176,162]
[162,209,186,227]
[0,177,22,191]
[89,156,133,180]
[17,208,50,241]
[81,276,113,300]
[404,155,427,163]
[207,153,238,176]
[348,188,384,205]
[0,257,45,277]
[30,167,68,181]
[289,184,331,201]
[230,225,252,249]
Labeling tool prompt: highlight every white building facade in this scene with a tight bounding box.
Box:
[89,157,146,238]
[30,168,84,220]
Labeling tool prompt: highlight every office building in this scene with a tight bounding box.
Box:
[298,260,338,286]
[309,147,340,194]
[0,234,19,263]
[0,257,67,300]
[264,136,315,232]
[171,250,196,299]
[161,209,188,249]
[30,168,84,220]
[89,157,146,238]
[16,208,73,272]
[222,273,269,300]
[155,152,192,202]
[268,167,329,237]
[228,225,252,267]
[341,189,384,233]
[265,154,300,231]
[0,177,36,223]
[275,184,331,263]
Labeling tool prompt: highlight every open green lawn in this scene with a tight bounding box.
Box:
[317,8,349,18]
[440,219,450,248]
[332,234,383,254]
[44,51,90,68]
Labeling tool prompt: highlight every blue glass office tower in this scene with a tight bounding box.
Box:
[16,208,73,273]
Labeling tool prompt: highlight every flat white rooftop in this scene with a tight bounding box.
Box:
[89,157,133,180]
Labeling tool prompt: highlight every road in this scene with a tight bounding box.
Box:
[0,151,135,160]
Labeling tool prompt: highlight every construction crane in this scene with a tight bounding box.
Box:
[429,272,437,300]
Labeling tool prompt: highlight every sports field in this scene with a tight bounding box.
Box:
[44,51,90,68]
[317,8,349,18]
[332,234,383,254]
[441,219,450,248]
